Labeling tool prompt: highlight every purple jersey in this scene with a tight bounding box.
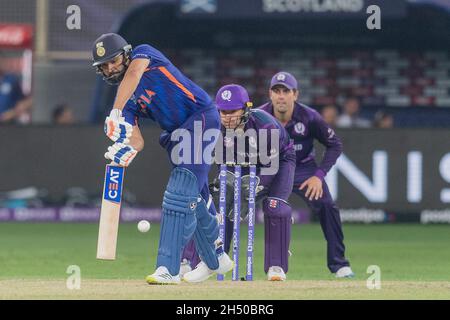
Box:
[122,44,214,132]
[259,102,342,179]
[220,109,295,174]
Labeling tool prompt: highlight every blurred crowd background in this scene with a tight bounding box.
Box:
[0,0,449,128]
[0,0,449,220]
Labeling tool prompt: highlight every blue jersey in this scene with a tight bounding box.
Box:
[122,44,213,132]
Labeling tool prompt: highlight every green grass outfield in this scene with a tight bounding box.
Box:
[0,223,449,299]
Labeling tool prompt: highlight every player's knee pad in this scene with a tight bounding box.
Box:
[193,194,220,270]
[179,194,217,269]
[157,167,199,275]
[263,197,292,219]
[262,197,292,273]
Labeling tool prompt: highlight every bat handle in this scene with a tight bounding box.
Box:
[108,161,123,167]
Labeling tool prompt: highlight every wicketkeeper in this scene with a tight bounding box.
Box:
[182,84,296,281]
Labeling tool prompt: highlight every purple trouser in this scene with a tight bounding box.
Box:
[259,159,295,273]
[182,234,202,269]
[293,160,350,273]
[182,158,295,274]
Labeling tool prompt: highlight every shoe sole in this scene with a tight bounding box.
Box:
[182,275,213,283]
[183,269,217,283]
[145,276,180,285]
[268,276,285,281]
[336,274,355,279]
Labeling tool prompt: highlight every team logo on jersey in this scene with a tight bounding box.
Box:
[294,122,306,135]
[96,42,105,57]
[190,201,197,211]
[224,136,234,148]
[269,148,278,158]
[276,73,286,81]
[235,128,244,136]
[249,136,257,148]
[328,128,335,139]
[221,90,232,101]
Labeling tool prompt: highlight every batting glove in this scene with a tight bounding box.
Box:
[104,109,133,144]
[104,142,138,167]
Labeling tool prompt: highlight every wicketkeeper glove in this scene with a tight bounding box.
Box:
[209,171,264,221]
[104,142,138,167]
[104,109,133,144]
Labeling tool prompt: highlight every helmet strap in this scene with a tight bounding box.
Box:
[97,52,130,85]
[239,102,253,126]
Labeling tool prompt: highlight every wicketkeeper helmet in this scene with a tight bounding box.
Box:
[215,84,253,127]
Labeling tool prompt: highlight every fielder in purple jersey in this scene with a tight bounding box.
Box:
[259,72,354,278]
[182,84,296,281]
[91,33,233,284]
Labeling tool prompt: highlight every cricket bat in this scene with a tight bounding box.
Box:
[96,164,125,260]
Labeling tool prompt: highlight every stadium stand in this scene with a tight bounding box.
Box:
[90,1,450,127]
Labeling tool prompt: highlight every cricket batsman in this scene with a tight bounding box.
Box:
[259,72,354,278]
[182,84,296,281]
[91,33,233,284]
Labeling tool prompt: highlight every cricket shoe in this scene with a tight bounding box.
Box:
[179,259,192,277]
[145,266,181,285]
[182,253,234,283]
[267,266,286,281]
[335,266,355,278]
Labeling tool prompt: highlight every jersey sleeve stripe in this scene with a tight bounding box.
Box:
[157,66,197,103]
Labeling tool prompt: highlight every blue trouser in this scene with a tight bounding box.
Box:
[157,106,221,275]
[159,107,220,192]
[292,160,350,273]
